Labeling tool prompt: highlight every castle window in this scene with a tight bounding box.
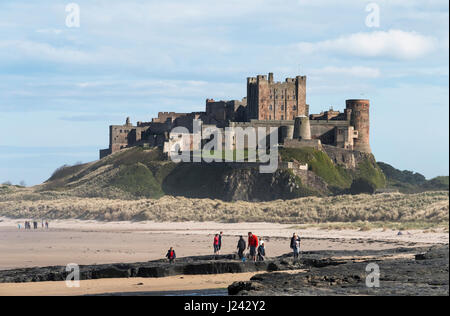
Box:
[281,115,284,120]
[269,105,272,110]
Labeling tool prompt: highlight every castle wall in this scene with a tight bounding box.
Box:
[109,125,132,153]
[205,99,247,123]
[152,112,187,123]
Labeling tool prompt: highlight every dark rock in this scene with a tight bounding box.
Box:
[267,262,280,272]
[228,281,265,295]
[91,266,131,279]
[229,245,449,296]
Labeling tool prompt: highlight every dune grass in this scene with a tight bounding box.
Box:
[0,190,447,230]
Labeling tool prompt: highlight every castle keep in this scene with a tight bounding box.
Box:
[100,73,371,158]
[247,73,307,121]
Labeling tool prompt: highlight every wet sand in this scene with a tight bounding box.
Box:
[0,217,447,271]
[0,272,261,296]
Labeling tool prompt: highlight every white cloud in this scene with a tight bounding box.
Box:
[310,66,380,78]
[296,30,438,60]
[0,40,93,63]
[35,29,63,35]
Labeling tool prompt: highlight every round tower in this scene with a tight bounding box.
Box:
[293,116,311,140]
[346,99,371,153]
[280,125,294,143]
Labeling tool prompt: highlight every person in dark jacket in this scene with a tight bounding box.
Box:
[166,247,176,263]
[290,233,301,261]
[218,231,223,253]
[257,241,266,261]
[237,236,246,259]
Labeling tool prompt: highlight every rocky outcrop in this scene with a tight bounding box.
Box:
[322,145,369,169]
[0,247,438,287]
[0,254,271,283]
[222,168,319,201]
[228,245,449,296]
[283,160,329,194]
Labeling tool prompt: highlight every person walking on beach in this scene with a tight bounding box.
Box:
[218,232,223,254]
[237,236,246,260]
[257,241,266,261]
[45,221,49,229]
[290,233,301,261]
[166,247,176,263]
[247,232,259,262]
[213,234,220,255]
[33,221,38,230]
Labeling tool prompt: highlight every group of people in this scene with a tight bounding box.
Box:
[237,232,265,262]
[20,220,49,230]
[166,231,301,264]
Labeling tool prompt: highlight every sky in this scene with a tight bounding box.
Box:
[0,0,448,186]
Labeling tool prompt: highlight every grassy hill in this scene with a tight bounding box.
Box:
[37,147,322,201]
[23,146,444,202]
[377,162,449,193]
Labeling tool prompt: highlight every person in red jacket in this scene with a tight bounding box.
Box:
[247,232,259,262]
[213,234,220,254]
[166,247,176,263]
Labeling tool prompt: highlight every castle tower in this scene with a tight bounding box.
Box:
[293,116,311,140]
[295,76,307,118]
[280,125,294,143]
[246,73,307,121]
[346,99,371,153]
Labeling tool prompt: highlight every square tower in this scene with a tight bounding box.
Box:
[246,73,307,121]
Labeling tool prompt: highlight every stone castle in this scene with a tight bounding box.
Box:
[100,73,371,158]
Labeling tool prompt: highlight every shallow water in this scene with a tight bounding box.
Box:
[90,288,228,296]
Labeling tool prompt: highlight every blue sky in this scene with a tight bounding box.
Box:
[0,0,448,185]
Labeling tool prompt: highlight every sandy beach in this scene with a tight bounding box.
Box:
[0,217,447,296]
[0,272,262,296]
[0,217,448,271]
